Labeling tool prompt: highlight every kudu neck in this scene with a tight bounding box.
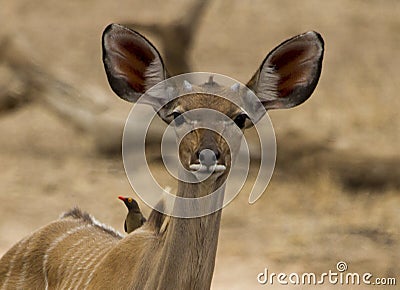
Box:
[150,173,226,289]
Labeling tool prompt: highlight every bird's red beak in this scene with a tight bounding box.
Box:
[118,196,126,202]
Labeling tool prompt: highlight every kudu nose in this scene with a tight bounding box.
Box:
[198,149,219,168]
[190,148,226,174]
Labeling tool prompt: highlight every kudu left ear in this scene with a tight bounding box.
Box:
[247,31,324,110]
[102,24,168,105]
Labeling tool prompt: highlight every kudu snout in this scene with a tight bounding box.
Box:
[188,129,227,174]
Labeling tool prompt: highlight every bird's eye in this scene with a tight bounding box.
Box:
[173,111,185,126]
[128,198,133,203]
[233,113,249,129]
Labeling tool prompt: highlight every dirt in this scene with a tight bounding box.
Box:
[0,1,399,289]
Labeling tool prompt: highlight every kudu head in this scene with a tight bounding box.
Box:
[102,24,324,187]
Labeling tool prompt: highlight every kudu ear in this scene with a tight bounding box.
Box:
[247,31,324,110]
[102,24,167,104]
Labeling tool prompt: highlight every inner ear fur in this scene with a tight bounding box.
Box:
[102,24,167,103]
[247,31,324,110]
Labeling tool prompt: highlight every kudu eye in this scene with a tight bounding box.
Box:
[233,113,249,129]
[172,111,185,127]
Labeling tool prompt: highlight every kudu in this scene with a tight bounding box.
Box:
[0,24,324,289]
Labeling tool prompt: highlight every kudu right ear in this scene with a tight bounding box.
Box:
[247,31,324,110]
[102,24,167,104]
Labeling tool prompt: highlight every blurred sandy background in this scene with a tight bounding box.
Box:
[0,1,399,289]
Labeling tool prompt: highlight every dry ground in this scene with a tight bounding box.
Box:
[0,1,399,289]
